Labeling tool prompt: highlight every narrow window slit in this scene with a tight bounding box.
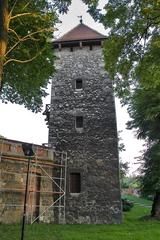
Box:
[70,172,81,193]
[75,79,83,89]
[75,116,83,129]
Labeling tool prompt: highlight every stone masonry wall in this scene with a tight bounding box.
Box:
[49,45,122,224]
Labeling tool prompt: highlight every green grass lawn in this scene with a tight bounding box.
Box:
[122,194,152,207]
[0,199,160,240]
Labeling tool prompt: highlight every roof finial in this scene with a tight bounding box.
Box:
[78,16,83,24]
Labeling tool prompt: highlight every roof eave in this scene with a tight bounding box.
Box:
[53,37,107,48]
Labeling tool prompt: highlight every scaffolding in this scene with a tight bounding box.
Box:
[0,138,67,224]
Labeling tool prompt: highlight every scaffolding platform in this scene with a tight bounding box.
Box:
[0,138,67,224]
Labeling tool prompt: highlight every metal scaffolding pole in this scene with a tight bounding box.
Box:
[0,141,67,225]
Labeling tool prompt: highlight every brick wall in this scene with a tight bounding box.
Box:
[0,138,66,224]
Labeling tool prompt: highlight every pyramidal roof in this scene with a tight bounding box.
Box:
[55,23,106,43]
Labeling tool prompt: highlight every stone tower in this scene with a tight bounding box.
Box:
[48,22,122,224]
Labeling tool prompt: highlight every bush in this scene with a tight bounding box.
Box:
[122,199,134,212]
[145,195,154,201]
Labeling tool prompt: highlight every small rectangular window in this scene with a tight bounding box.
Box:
[75,116,83,129]
[76,79,83,89]
[70,173,81,193]
[89,45,93,51]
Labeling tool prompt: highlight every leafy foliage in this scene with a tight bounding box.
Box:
[122,198,134,212]
[51,0,72,14]
[121,175,140,189]
[140,142,160,195]
[126,85,160,199]
[120,162,129,181]
[89,0,160,217]
[0,0,104,112]
[127,87,160,140]
[118,130,129,185]
[118,130,126,152]
[0,0,58,112]
[98,0,160,100]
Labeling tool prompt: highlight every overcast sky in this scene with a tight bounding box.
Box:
[0,0,145,174]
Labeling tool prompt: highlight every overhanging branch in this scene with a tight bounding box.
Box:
[8,28,20,40]
[4,49,43,65]
[5,27,55,57]
[10,12,36,20]
[9,0,18,16]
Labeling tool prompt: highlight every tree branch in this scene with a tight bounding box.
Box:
[4,51,41,65]
[22,1,32,11]
[5,27,54,57]
[5,39,21,57]
[9,0,18,16]
[22,27,54,41]
[10,12,36,20]
[8,28,20,40]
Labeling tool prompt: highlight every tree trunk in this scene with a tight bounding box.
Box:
[151,191,160,219]
[0,0,8,91]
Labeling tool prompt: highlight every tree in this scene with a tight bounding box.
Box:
[87,0,160,218]
[118,130,128,180]
[99,0,160,100]
[127,87,160,141]
[127,86,160,218]
[140,142,160,218]
[121,175,139,190]
[120,161,129,188]
[0,0,100,111]
[0,0,58,112]
[61,0,160,217]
